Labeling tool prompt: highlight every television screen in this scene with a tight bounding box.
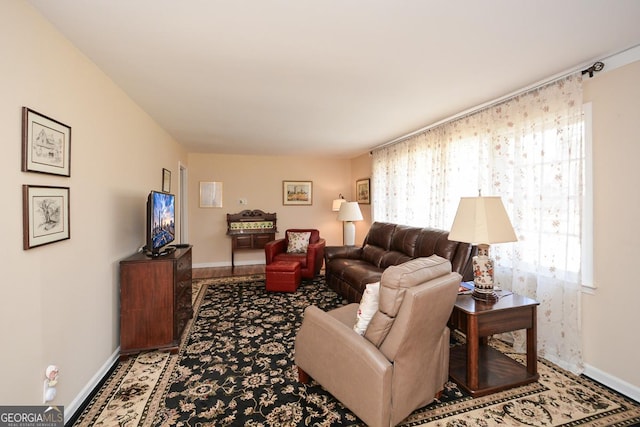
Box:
[147,191,175,255]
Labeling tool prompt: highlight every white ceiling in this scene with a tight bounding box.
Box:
[28,1,640,158]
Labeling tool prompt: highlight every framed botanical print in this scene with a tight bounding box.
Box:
[22,185,70,249]
[22,107,71,176]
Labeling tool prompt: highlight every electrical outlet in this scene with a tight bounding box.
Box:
[239,198,247,205]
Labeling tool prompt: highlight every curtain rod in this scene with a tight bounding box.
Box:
[369,46,634,153]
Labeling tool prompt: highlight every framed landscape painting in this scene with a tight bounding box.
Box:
[356,178,370,204]
[283,181,312,205]
[22,107,71,176]
[22,185,70,249]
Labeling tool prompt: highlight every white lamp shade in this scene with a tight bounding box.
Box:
[448,196,517,244]
[337,202,363,221]
[332,198,346,211]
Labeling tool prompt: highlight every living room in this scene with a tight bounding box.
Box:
[2,1,640,424]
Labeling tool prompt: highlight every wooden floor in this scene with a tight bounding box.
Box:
[192,264,266,279]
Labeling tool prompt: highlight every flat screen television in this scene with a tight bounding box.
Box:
[146,190,176,256]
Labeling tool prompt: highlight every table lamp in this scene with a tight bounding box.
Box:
[448,195,517,302]
[337,201,363,246]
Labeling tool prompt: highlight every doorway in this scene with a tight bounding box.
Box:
[179,162,188,244]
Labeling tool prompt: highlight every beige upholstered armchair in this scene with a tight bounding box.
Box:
[295,256,461,427]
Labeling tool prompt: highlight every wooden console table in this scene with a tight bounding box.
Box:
[448,292,539,397]
[226,209,277,270]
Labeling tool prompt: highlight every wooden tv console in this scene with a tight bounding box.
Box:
[119,246,192,359]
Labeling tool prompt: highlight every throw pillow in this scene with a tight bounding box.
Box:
[286,231,311,254]
[353,282,380,335]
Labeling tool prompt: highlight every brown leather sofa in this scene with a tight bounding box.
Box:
[325,222,473,303]
[295,256,461,427]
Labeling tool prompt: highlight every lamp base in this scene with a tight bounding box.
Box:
[472,289,499,303]
[343,221,356,246]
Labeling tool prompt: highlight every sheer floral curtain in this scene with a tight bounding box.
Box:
[372,74,584,373]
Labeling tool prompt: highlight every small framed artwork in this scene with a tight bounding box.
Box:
[356,178,370,204]
[162,168,171,193]
[199,181,223,208]
[22,185,70,250]
[283,180,312,205]
[22,107,72,176]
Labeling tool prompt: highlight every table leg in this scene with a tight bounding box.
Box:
[467,315,479,390]
[231,249,235,271]
[526,306,537,375]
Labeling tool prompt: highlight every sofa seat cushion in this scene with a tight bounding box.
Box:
[273,252,308,268]
[342,264,384,289]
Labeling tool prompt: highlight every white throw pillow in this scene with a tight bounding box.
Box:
[353,282,380,335]
[286,231,311,253]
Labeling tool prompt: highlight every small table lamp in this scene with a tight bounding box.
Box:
[337,201,363,246]
[332,194,346,212]
[448,195,517,302]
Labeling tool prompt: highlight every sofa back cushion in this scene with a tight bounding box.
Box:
[361,245,387,267]
[415,227,472,276]
[389,225,421,256]
[377,225,421,268]
[363,222,396,249]
[360,222,397,267]
[364,256,453,348]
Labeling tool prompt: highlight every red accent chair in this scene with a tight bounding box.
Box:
[264,229,326,279]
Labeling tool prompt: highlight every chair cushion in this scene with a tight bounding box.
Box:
[364,256,452,347]
[287,231,311,253]
[353,282,380,335]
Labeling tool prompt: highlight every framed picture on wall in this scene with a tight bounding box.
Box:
[22,107,71,176]
[162,168,171,192]
[356,178,370,204]
[199,181,223,208]
[283,180,312,205]
[22,185,70,249]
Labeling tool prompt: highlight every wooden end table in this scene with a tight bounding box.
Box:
[448,292,540,397]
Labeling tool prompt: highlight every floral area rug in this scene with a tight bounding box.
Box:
[72,275,640,426]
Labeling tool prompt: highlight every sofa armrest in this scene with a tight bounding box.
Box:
[295,305,392,424]
[264,238,287,264]
[325,245,363,262]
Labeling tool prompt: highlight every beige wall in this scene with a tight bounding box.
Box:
[187,153,354,266]
[0,2,187,418]
[582,60,640,394]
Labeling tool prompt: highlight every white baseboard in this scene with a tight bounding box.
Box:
[193,260,265,269]
[65,347,120,424]
[583,363,640,403]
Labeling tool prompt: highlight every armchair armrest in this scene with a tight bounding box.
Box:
[264,238,287,264]
[295,305,392,418]
[306,238,326,273]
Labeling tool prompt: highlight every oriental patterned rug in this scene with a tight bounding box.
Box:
[71,276,640,426]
